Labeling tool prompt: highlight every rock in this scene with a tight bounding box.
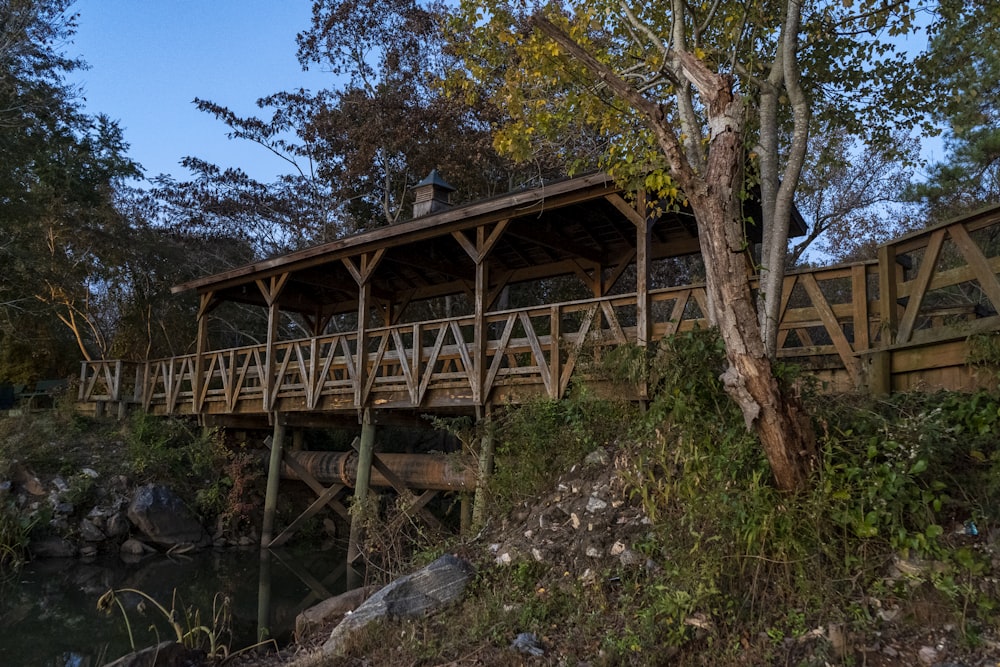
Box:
[323,554,474,656]
[295,585,379,640]
[103,640,204,667]
[12,464,45,496]
[80,518,106,542]
[510,632,545,656]
[52,502,76,516]
[120,538,150,556]
[585,496,607,513]
[29,535,77,558]
[584,448,609,467]
[80,545,98,558]
[127,484,208,548]
[81,467,99,479]
[106,512,130,538]
[51,476,69,494]
[619,548,642,567]
[918,646,938,666]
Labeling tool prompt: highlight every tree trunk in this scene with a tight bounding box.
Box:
[529,15,816,492]
[689,78,816,493]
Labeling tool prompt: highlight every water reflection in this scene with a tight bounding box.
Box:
[0,546,349,667]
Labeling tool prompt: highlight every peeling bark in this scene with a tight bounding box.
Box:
[531,14,816,492]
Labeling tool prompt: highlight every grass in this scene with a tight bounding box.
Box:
[283,330,1000,666]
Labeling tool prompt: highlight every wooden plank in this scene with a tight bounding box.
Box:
[891,339,968,373]
[449,320,477,396]
[878,244,899,347]
[473,260,486,404]
[387,328,417,404]
[417,325,449,405]
[666,291,690,336]
[636,218,652,347]
[362,333,390,406]
[896,228,945,344]
[851,264,870,352]
[484,314,516,399]
[949,222,1000,314]
[549,306,561,399]
[801,274,861,385]
[559,304,598,395]
[269,481,347,548]
[604,193,645,227]
[519,312,552,396]
[599,301,627,344]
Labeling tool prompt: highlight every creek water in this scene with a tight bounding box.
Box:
[0,546,352,667]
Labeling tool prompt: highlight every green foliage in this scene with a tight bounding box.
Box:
[909,0,1000,219]
[489,388,636,513]
[97,587,233,659]
[612,330,1000,653]
[124,414,251,524]
[125,413,219,481]
[0,500,33,577]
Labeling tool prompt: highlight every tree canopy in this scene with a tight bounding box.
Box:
[444,0,929,490]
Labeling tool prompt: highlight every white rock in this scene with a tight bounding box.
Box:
[570,513,580,529]
[531,548,544,562]
[585,546,601,558]
[81,468,99,479]
[917,646,938,666]
[610,541,626,556]
[586,497,607,513]
[496,552,512,565]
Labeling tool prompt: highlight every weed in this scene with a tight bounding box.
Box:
[97,587,233,659]
[0,500,32,576]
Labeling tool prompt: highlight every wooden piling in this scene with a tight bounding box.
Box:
[347,409,375,564]
[256,547,272,642]
[260,415,286,549]
[472,412,494,529]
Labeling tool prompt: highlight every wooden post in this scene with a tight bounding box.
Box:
[261,416,285,549]
[256,547,272,642]
[636,218,653,348]
[264,300,279,412]
[472,408,494,529]
[347,408,376,565]
[291,429,304,452]
[473,259,487,404]
[342,251,384,410]
[193,292,212,413]
[460,493,472,535]
[355,281,370,409]
[878,244,900,347]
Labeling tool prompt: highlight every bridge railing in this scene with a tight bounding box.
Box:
[78,214,1000,416]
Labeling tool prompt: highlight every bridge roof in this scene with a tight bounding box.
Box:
[173,172,805,315]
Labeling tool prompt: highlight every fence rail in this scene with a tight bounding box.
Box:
[79,207,1000,415]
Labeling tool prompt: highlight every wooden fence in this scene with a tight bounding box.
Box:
[78,207,1000,416]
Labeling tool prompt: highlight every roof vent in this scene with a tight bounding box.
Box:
[412,169,456,218]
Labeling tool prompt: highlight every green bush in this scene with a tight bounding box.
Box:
[0,500,32,576]
[489,387,637,513]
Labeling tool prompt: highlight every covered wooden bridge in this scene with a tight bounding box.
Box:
[77,171,1000,550]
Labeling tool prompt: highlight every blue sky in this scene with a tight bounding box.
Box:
[67,0,331,183]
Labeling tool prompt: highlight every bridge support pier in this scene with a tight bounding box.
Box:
[260,415,286,549]
[347,408,376,565]
[472,409,494,529]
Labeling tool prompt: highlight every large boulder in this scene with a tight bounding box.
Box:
[323,554,474,656]
[127,484,208,549]
[295,585,379,640]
